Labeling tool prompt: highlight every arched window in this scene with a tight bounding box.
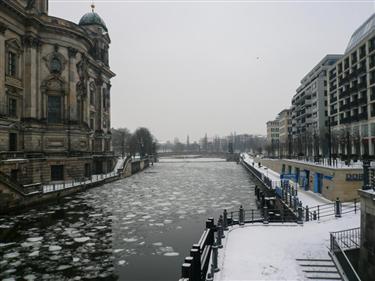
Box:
[42,78,65,124]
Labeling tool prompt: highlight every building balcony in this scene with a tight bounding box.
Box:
[358,111,368,120]
[340,103,350,110]
[358,96,367,104]
[331,96,338,103]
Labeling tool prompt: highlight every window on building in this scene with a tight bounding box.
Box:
[90,88,95,105]
[371,123,375,136]
[8,98,17,117]
[48,96,62,123]
[90,117,94,129]
[51,165,64,181]
[10,169,18,182]
[7,52,17,77]
[9,133,17,151]
[84,163,91,178]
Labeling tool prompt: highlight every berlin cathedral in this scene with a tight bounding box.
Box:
[0,0,116,185]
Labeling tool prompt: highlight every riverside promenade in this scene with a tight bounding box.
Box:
[198,154,361,281]
[241,153,332,207]
[0,156,151,213]
[214,213,359,280]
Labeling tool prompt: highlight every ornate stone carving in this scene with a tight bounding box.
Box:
[26,0,36,10]
[68,47,78,59]
[22,35,42,48]
[43,49,67,75]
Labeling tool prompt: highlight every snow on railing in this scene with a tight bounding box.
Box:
[42,171,118,194]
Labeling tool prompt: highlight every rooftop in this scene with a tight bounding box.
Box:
[345,13,375,53]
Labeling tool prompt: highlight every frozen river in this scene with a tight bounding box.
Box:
[0,158,256,281]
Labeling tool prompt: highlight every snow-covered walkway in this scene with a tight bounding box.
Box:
[241,154,331,207]
[215,213,359,281]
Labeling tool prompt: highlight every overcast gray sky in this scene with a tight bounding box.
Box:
[50,0,374,142]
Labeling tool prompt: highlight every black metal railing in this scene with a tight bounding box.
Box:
[180,218,215,281]
[330,227,361,281]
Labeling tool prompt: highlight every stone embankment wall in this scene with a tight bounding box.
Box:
[0,159,150,214]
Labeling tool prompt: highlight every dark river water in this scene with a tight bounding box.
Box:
[0,158,256,281]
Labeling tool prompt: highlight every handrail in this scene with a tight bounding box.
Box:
[330,229,361,281]
[0,171,29,197]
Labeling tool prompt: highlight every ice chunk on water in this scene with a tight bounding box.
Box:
[28,251,39,257]
[152,242,163,246]
[57,265,71,271]
[49,245,62,251]
[164,252,179,257]
[23,274,36,281]
[27,237,43,242]
[123,238,138,242]
[118,260,126,265]
[4,252,19,259]
[113,249,124,253]
[74,237,90,243]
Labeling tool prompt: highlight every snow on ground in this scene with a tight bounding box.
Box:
[242,154,331,207]
[215,213,359,281]
[242,154,280,182]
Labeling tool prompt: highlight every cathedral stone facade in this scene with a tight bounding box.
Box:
[0,0,115,185]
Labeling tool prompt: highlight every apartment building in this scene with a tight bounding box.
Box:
[278,108,292,157]
[291,55,342,158]
[328,13,375,159]
[266,119,280,156]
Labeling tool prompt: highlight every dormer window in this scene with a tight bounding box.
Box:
[7,51,16,77]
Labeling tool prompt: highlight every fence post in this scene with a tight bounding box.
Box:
[218,215,225,239]
[239,205,244,226]
[212,239,220,273]
[317,205,320,220]
[354,198,357,214]
[181,263,192,279]
[305,206,309,222]
[230,212,233,226]
[223,210,228,231]
[297,203,303,224]
[335,197,341,218]
[263,205,269,224]
[289,193,292,208]
[190,247,201,281]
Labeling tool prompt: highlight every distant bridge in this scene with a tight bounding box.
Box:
[157,151,239,161]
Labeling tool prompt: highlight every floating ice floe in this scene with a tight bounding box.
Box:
[23,274,37,281]
[28,251,39,257]
[57,265,71,271]
[26,237,43,243]
[48,245,62,251]
[163,219,172,224]
[73,257,80,263]
[164,252,179,257]
[74,237,90,243]
[4,252,19,259]
[113,249,124,253]
[123,238,138,242]
[118,260,126,265]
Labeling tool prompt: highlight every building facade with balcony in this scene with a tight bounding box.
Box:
[266,118,280,157]
[278,108,292,158]
[0,0,115,185]
[329,13,375,159]
[291,54,341,158]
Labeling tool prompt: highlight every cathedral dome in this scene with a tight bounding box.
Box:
[79,11,108,32]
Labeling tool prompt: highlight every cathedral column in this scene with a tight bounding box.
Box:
[22,34,41,119]
[0,24,7,108]
[68,47,78,123]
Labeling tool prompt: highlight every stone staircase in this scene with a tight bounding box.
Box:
[296,258,342,280]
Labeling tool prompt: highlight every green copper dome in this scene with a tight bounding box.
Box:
[79,12,108,32]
